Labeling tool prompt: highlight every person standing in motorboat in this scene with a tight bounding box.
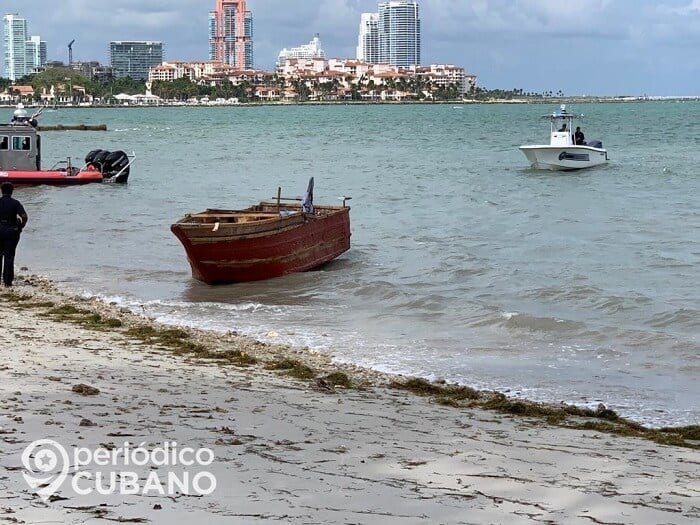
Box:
[10,103,40,127]
[574,126,586,145]
[0,182,28,287]
[11,103,29,124]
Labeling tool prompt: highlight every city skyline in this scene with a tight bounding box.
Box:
[3,1,700,96]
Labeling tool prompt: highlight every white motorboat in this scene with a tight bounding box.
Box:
[519,105,608,171]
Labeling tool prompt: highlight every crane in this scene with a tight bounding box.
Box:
[68,39,75,65]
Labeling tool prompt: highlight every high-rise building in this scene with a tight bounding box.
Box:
[277,34,325,67]
[26,35,47,72]
[3,14,28,80]
[209,0,254,69]
[378,0,421,68]
[356,13,379,63]
[110,41,163,80]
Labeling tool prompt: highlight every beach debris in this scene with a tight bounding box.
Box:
[323,372,352,388]
[72,383,100,396]
[311,378,335,393]
[79,418,97,427]
[320,445,348,454]
[595,403,619,421]
[400,459,429,469]
[265,358,316,380]
[215,437,244,446]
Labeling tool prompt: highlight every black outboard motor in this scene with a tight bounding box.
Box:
[85,149,111,170]
[103,150,130,183]
[84,149,103,164]
[92,150,112,166]
[587,139,603,149]
[84,149,130,183]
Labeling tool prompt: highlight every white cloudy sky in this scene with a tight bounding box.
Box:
[5,0,700,95]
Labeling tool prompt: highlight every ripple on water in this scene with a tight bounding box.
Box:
[19,102,700,427]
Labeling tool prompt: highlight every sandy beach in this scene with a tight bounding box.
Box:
[0,277,698,525]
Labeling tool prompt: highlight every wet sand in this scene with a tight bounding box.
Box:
[0,277,698,524]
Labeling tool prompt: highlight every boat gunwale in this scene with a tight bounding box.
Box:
[173,203,350,227]
[518,144,607,153]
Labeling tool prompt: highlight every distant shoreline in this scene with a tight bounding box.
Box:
[3,95,700,110]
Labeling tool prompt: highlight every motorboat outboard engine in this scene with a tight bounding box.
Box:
[84,149,130,183]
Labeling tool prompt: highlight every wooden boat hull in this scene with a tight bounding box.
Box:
[171,203,351,284]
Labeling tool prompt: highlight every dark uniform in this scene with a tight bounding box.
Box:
[0,185,28,286]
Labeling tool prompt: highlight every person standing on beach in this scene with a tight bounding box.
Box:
[0,182,28,287]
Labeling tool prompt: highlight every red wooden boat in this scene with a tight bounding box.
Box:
[0,105,133,186]
[171,178,351,284]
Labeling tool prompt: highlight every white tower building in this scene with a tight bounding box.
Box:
[277,34,325,67]
[378,0,421,68]
[3,14,28,80]
[356,13,379,63]
[2,14,46,80]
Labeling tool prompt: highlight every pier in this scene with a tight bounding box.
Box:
[36,124,107,131]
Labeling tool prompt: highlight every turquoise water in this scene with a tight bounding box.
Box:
[10,102,699,427]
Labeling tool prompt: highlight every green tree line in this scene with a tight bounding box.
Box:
[2,68,564,103]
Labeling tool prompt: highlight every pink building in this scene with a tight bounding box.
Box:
[209,1,253,69]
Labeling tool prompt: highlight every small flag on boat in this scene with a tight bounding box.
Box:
[302,177,314,214]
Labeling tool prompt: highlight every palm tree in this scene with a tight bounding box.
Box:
[291,79,310,102]
[366,79,376,100]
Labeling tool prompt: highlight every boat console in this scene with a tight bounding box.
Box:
[0,123,41,171]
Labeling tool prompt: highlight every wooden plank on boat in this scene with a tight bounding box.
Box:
[193,212,283,218]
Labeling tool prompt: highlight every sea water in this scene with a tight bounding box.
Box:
[11,102,699,427]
